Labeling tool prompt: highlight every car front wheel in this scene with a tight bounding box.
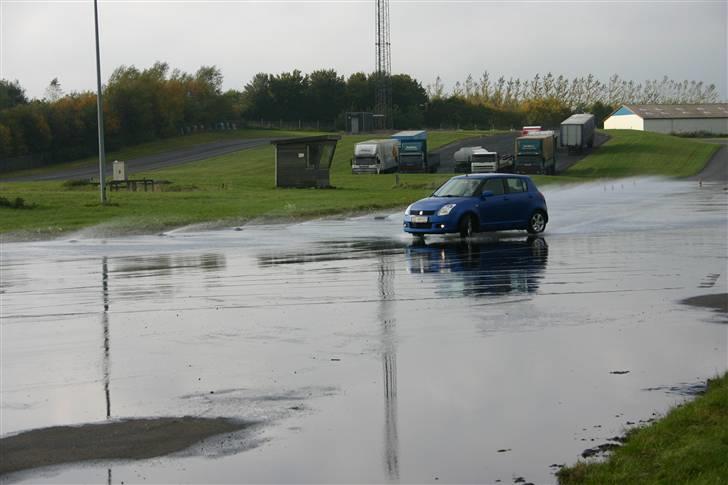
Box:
[527,211,547,234]
[459,214,477,238]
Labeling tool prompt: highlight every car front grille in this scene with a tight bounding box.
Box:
[410,210,435,216]
[410,222,432,229]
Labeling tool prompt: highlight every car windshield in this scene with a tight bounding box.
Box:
[432,178,482,197]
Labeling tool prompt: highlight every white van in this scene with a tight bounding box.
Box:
[352,139,400,174]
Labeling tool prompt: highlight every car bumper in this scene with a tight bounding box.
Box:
[403,214,458,234]
[352,165,380,174]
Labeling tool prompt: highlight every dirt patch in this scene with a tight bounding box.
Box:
[0,416,251,476]
[681,293,728,314]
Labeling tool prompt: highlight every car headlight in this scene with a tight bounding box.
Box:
[405,204,413,215]
[437,204,456,216]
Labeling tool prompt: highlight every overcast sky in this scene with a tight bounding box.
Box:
[1,0,726,100]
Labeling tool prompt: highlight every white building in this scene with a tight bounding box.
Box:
[604,104,728,135]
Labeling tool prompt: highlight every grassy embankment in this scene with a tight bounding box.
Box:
[558,373,728,484]
[0,129,720,237]
[565,129,719,178]
[0,129,310,179]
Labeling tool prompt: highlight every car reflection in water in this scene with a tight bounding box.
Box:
[406,236,548,296]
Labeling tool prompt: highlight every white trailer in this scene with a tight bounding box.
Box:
[560,114,595,152]
[352,139,400,174]
[470,149,512,173]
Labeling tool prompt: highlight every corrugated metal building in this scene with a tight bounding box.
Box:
[604,104,728,134]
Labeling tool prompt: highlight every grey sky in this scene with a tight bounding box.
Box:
[1,0,726,100]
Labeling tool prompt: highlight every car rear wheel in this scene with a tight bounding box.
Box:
[459,214,477,238]
[527,211,547,234]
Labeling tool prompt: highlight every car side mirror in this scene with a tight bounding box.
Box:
[481,190,494,199]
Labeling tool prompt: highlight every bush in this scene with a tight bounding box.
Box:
[673,131,727,138]
[0,196,35,209]
[62,179,94,189]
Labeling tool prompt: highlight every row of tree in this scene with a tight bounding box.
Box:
[241,70,427,123]
[428,72,720,109]
[0,65,722,164]
[0,64,234,161]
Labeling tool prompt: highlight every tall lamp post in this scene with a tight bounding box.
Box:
[94,0,107,203]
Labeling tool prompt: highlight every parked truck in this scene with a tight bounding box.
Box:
[351,139,399,174]
[470,149,513,173]
[391,130,438,173]
[453,146,484,172]
[513,131,557,175]
[560,113,595,153]
[521,126,542,136]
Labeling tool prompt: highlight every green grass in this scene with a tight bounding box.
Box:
[557,373,728,485]
[0,129,718,237]
[1,128,321,179]
[565,130,720,179]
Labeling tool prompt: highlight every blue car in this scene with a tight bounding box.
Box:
[403,174,548,238]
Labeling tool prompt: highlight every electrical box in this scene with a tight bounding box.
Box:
[113,160,127,181]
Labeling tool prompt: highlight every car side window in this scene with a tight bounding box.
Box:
[505,178,527,193]
[482,178,505,196]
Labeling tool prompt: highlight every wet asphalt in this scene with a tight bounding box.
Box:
[1,178,727,483]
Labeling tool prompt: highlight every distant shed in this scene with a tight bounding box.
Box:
[272,135,341,188]
[346,112,374,134]
[604,104,728,135]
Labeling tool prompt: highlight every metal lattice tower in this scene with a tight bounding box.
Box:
[375,0,392,129]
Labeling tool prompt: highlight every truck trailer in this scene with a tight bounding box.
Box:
[351,139,399,174]
[513,132,557,175]
[560,113,595,153]
[391,130,438,173]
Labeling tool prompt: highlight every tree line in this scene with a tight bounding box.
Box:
[0,64,721,165]
[0,63,234,162]
[429,72,720,108]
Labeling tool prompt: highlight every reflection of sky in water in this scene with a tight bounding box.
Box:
[1,178,726,484]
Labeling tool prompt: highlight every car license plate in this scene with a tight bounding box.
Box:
[412,215,428,223]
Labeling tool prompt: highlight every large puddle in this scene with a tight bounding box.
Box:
[1,178,726,483]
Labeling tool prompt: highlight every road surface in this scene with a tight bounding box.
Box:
[690,142,728,182]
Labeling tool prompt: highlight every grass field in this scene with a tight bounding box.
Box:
[557,373,728,485]
[0,129,719,237]
[0,129,317,179]
[564,130,719,178]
